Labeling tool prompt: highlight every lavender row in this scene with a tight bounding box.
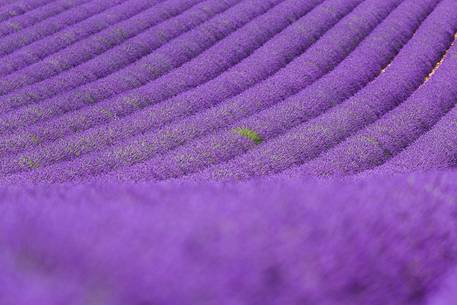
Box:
[0,0,166,76]
[374,46,457,174]
[0,0,344,159]
[0,0,83,38]
[0,0,201,97]
[0,0,130,57]
[3,0,403,182]
[380,106,457,173]
[111,0,433,182]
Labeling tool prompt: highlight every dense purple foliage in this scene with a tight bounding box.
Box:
[1,0,457,304]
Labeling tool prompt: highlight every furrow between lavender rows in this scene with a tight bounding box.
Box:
[0,0,286,136]
[1,0,408,182]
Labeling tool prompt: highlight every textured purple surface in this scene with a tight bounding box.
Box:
[1,0,457,304]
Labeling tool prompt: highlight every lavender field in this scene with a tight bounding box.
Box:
[1,0,457,304]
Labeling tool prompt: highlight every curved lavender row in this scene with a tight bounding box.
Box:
[2,171,457,305]
[109,0,433,182]
[374,56,457,174]
[0,0,130,57]
[3,0,393,182]
[0,0,347,160]
[0,0,284,136]
[0,0,82,38]
[199,1,457,179]
[0,0,234,109]
[0,0,51,23]
[0,0,201,98]
[300,36,457,177]
[0,0,168,76]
